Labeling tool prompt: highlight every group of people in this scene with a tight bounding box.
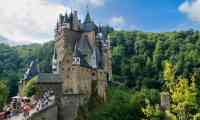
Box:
[0,90,55,120]
[0,106,11,120]
[0,97,32,120]
[36,91,51,111]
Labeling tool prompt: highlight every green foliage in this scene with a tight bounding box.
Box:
[194,113,200,120]
[102,30,200,120]
[163,61,199,120]
[21,76,38,97]
[88,88,161,120]
[1,30,200,119]
[0,42,54,98]
[37,41,54,73]
[130,89,161,119]
[165,110,177,120]
[0,80,8,110]
[142,103,164,120]
[88,87,134,120]
[110,30,200,89]
[163,61,175,82]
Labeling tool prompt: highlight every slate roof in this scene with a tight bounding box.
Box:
[72,37,93,67]
[81,12,97,32]
[23,60,39,81]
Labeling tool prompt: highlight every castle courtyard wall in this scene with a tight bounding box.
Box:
[30,104,58,120]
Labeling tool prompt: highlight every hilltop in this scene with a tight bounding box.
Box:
[1,30,200,119]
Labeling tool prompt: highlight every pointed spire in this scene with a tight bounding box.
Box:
[64,12,68,23]
[56,19,59,31]
[65,10,68,18]
[59,14,64,24]
[73,40,81,57]
[70,7,73,17]
[84,4,92,23]
[84,12,92,23]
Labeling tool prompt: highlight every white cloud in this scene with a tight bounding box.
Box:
[179,0,200,22]
[0,0,68,44]
[0,0,106,45]
[110,16,126,30]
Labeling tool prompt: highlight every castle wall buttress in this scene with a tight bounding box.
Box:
[62,56,74,93]
[96,70,107,101]
[69,66,93,95]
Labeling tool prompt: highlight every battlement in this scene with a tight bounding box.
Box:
[55,10,80,33]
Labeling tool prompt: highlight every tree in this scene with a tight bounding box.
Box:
[21,76,38,97]
[88,88,134,120]
[163,61,199,120]
[0,80,8,110]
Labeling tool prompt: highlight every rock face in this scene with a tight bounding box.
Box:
[30,10,112,120]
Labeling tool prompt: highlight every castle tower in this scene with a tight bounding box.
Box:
[24,10,113,120]
[53,10,112,97]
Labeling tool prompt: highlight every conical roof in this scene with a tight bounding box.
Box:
[84,12,92,23]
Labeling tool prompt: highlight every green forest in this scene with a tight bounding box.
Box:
[1,30,200,119]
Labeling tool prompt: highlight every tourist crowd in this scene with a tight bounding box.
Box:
[0,90,54,120]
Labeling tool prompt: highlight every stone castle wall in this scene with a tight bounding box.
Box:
[58,94,87,120]
[18,10,112,120]
[31,104,58,120]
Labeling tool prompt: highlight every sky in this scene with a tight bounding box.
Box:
[0,0,200,44]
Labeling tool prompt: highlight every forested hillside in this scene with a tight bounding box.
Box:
[111,30,200,89]
[1,30,200,119]
[0,42,54,109]
[90,30,200,119]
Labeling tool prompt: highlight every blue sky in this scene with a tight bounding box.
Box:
[0,0,199,44]
[49,0,200,32]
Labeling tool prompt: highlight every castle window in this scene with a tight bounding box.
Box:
[72,57,80,65]
[67,59,70,63]
[84,35,89,40]
[66,75,70,79]
[92,72,95,76]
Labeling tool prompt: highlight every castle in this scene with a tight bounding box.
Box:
[52,10,112,96]
[19,10,112,120]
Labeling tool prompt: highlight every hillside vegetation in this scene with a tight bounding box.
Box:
[1,30,200,119]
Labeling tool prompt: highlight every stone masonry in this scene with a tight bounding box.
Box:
[30,10,112,120]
